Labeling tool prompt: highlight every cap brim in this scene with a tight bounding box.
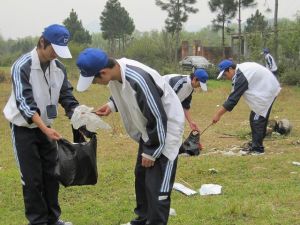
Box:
[51,43,72,58]
[200,82,207,91]
[76,74,94,92]
[217,70,225,79]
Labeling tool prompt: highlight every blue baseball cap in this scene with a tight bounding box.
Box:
[76,48,109,92]
[262,48,270,54]
[217,59,235,79]
[194,68,208,91]
[43,24,71,58]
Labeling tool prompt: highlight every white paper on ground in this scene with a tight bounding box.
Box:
[199,184,222,195]
[169,208,177,216]
[173,182,197,196]
[292,161,300,166]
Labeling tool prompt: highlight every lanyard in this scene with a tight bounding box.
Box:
[42,66,52,104]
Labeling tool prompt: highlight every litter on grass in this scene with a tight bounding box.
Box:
[169,208,177,216]
[199,184,222,196]
[292,161,300,166]
[173,182,197,196]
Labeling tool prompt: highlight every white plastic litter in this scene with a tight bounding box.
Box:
[71,105,111,132]
[169,208,177,216]
[173,182,197,196]
[292,161,300,166]
[199,184,222,196]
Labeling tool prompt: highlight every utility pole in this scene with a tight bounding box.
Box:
[274,0,278,61]
[238,0,242,63]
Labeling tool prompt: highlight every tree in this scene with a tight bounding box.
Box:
[100,0,135,55]
[63,9,92,44]
[235,0,256,62]
[208,0,238,57]
[155,0,198,63]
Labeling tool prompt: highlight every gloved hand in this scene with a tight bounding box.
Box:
[78,125,96,138]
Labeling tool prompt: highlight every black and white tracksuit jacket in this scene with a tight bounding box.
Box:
[223,62,281,117]
[163,74,194,110]
[264,53,278,73]
[3,48,79,126]
[107,58,185,161]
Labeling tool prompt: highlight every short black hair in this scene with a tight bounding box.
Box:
[105,58,117,69]
[37,36,51,49]
[225,64,237,72]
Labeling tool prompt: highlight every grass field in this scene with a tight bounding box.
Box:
[0,77,300,225]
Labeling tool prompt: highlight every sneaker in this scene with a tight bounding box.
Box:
[50,220,73,225]
[249,151,265,156]
[121,217,147,225]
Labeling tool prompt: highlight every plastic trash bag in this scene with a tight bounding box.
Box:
[71,105,111,132]
[54,135,98,187]
[179,130,201,156]
[199,184,222,195]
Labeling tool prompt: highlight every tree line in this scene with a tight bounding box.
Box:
[0,0,299,85]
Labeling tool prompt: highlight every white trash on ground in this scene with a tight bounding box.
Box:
[71,105,111,132]
[199,184,222,196]
[169,208,177,216]
[173,182,197,196]
[292,161,300,166]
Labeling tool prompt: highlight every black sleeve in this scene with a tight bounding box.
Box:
[223,71,248,112]
[181,93,193,109]
[56,61,79,118]
[126,66,167,159]
[12,57,38,124]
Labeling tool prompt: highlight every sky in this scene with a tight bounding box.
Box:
[0,0,299,40]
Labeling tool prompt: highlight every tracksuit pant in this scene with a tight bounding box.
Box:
[133,140,178,225]
[249,100,275,152]
[11,124,61,225]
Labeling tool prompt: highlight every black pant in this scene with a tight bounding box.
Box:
[249,101,275,152]
[133,140,178,225]
[11,124,61,225]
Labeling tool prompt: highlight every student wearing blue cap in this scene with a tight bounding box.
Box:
[262,48,278,77]
[3,24,75,225]
[212,59,281,155]
[76,48,185,225]
[163,68,209,132]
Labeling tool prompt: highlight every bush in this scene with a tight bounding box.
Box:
[280,69,300,86]
[0,70,6,83]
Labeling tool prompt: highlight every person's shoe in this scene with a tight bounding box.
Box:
[121,217,147,225]
[50,220,73,225]
[249,151,265,156]
[240,141,252,152]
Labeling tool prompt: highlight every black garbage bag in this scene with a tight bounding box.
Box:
[179,130,201,156]
[55,135,98,187]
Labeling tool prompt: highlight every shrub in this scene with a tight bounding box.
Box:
[0,70,6,83]
[280,69,300,86]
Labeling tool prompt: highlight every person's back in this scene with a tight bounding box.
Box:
[237,62,281,117]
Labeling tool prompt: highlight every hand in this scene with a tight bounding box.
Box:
[95,104,111,116]
[189,121,200,132]
[212,114,221,124]
[142,157,155,168]
[43,127,62,141]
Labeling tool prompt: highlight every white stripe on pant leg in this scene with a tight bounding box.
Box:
[11,125,25,185]
[160,160,174,193]
[254,114,260,121]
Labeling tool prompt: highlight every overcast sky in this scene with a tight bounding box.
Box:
[0,0,299,39]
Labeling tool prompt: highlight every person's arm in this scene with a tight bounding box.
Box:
[126,67,167,167]
[213,71,248,123]
[184,109,199,131]
[32,112,61,140]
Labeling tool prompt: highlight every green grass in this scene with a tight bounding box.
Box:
[0,79,300,225]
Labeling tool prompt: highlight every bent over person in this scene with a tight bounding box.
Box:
[163,68,208,132]
[3,24,76,225]
[212,60,281,155]
[76,48,185,225]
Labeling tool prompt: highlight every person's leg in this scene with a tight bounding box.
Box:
[249,111,265,153]
[11,125,48,225]
[131,142,147,225]
[37,129,61,224]
[145,155,178,225]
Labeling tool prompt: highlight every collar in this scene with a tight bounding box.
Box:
[30,48,58,71]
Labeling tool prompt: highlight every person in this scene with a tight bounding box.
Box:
[163,68,209,131]
[212,59,281,155]
[262,48,278,77]
[3,24,77,225]
[76,48,185,225]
